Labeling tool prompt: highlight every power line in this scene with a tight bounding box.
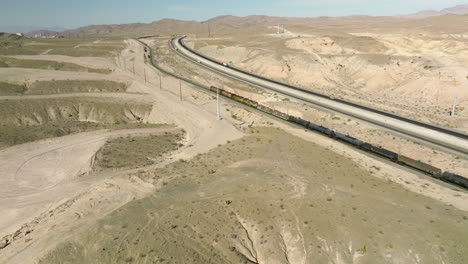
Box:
[217,87,221,120]
[179,79,182,101]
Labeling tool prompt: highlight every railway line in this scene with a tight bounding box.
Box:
[170,35,468,155]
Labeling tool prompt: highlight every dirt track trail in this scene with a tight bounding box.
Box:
[0,127,178,236]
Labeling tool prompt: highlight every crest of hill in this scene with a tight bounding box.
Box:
[441,4,468,14]
[26,30,60,37]
[204,14,399,27]
[0,32,25,47]
[400,4,468,18]
[0,32,23,41]
[61,19,209,37]
[56,8,468,38]
[203,14,468,33]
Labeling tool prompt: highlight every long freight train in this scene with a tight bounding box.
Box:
[138,37,467,189]
[210,86,468,189]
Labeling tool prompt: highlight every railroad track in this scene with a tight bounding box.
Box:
[170,35,468,155]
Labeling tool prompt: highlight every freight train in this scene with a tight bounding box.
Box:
[210,86,468,189]
[136,38,467,190]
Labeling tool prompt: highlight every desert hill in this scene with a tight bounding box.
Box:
[58,13,468,37]
[44,3,468,37]
[402,4,468,18]
[0,32,23,42]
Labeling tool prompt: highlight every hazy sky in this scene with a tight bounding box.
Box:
[1,0,467,31]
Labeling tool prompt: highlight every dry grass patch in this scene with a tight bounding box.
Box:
[28,80,129,94]
[0,97,151,126]
[0,80,129,95]
[95,130,185,170]
[0,82,26,95]
[0,122,163,150]
[0,97,154,148]
[0,35,125,57]
[0,56,112,73]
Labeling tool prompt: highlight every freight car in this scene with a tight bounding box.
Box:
[361,143,398,161]
[333,132,364,147]
[257,105,290,121]
[209,86,219,94]
[398,155,442,176]
[293,117,310,127]
[210,86,233,98]
[231,94,258,108]
[306,122,334,137]
[441,172,468,188]
[210,86,258,108]
[220,89,233,98]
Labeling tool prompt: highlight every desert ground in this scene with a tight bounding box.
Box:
[0,13,468,264]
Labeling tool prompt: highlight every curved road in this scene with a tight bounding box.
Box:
[170,35,468,155]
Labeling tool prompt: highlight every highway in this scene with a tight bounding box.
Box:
[170,35,468,155]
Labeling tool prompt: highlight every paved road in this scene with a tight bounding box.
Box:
[171,35,468,155]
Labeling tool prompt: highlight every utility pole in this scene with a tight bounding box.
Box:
[451,76,458,117]
[451,94,458,118]
[179,79,182,101]
[158,73,162,90]
[208,23,211,38]
[277,24,284,34]
[217,87,221,120]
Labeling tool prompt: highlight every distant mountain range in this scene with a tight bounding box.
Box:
[11,3,468,37]
[0,25,67,35]
[399,4,468,18]
[57,14,468,37]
